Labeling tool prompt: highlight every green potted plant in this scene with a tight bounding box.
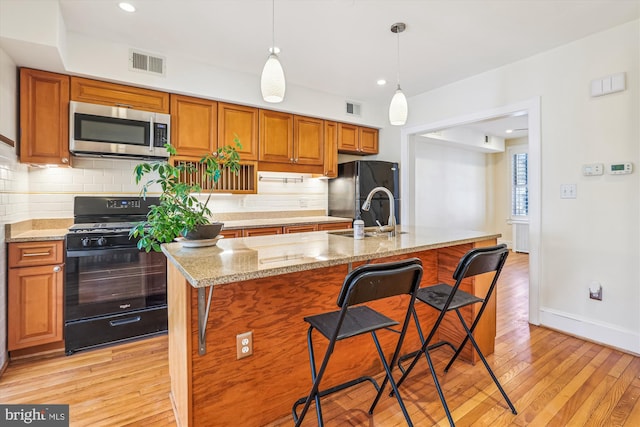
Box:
[129,139,242,252]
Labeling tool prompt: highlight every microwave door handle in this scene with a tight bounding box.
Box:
[149,116,154,152]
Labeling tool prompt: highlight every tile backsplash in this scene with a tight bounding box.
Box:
[22,156,328,219]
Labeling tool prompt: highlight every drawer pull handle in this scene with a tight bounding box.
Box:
[23,252,51,257]
[110,316,141,327]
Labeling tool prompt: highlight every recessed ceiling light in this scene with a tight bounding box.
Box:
[119,2,136,13]
[505,129,514,134]
[377,79,387,86]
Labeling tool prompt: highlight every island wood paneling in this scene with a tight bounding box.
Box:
[175,250,442,426]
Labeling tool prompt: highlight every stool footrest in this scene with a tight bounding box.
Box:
[397,340,457,373]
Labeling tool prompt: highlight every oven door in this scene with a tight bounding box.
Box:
[65,246,167,322]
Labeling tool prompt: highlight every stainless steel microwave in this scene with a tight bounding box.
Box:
[69,101,170,160]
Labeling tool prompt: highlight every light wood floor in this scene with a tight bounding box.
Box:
[2,252,640,426]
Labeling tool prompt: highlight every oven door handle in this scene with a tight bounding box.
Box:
[66,247,142,257]
[109,316,142,327]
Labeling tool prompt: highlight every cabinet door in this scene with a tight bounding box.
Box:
[70,76,169,113]
[283,224,318,234]
[19,68,70,165]
[259,110,294,163]
[318,222,353,231]
[323,121,338,178]
[171,94,217,157]
[242,227,283,237]
[293,116,324,166]
[8,264,64,350]
[220,229,243,239]
[359,127,379,154]
[218,103,258,161]
[337,123,359,153]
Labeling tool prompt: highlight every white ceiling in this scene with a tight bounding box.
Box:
[57,0,640,106]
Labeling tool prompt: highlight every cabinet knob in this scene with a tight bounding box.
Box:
[53,266,61,272]
[290,158,294,163]
[61,157,69,164]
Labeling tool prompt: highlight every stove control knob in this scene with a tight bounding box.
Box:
[97,237,107,247]
[81,237,91,247]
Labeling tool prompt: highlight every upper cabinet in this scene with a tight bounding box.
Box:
[359,127,379,154]
[70,76,169,113]
[337,123,379,155]
[259,110,324,173]
[19,68,71,165]
[259,109,294,164]
[170,94,217,157]
[293,115,324,166]
[218,103,258,161]
[323,121,338,178]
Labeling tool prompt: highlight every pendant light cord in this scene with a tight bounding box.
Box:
[271,0,275,51]
[396,29,401,89]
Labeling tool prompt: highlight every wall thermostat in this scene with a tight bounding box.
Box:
[582,163,603,176]
[608,162,633,175]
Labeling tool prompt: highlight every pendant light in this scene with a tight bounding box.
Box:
[261,0,285,103]
[389,22,408,126]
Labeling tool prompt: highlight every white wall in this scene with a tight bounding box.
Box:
[397,20,640,353]
[414,139,493,231]
[0,46,29,370]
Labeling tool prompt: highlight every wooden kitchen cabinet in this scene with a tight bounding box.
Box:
[70,76,169,113]
[259,109,294,164]
[259,110,324,173]
[19,68,70,165]
[359,126,379,154]
[170,94,218,157]
[220,229,243,239]
[317,221,353,231]
[337,123,379,155]
[323,120,338,178]
[8,241,64,351]
[218,103,258,161]
[242,227,283,237]
[283,224,318,234]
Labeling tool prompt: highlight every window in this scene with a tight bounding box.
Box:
[511,150,528,217]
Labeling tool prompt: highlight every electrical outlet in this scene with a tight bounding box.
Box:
[236,331,253,359]
[589,282,603,301]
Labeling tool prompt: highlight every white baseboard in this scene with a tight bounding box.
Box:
[539,307,639,355]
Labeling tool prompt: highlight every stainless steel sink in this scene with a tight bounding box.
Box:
[328,229,407,238]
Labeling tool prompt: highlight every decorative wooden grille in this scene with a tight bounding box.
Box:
[172,159,257,193]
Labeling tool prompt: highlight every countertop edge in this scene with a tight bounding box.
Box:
[163,231,501,289]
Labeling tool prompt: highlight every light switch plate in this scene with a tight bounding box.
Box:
[560,184,577,199]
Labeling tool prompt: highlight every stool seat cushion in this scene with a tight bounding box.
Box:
[305,306,399,341]
[416,283,483,311]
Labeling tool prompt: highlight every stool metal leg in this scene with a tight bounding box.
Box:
[453,310,517,415]
[294,326,330,427]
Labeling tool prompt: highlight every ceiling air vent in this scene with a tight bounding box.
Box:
[346,101,362,117]
[129,49,166,76]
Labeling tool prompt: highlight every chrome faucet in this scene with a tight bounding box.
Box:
[361,186,396,236]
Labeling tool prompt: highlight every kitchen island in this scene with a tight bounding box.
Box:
[162,226,500,427]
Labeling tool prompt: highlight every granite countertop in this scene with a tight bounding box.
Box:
[161,226,501,288]
[4,216,353,243]
[5,219,73,242]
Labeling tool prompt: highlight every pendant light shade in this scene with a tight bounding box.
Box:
[261,0,285,103]
[389,85,408,126]
[389,22,407,126]
[261,53,285,103]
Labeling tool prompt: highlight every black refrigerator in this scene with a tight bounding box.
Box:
[328,160,400,227]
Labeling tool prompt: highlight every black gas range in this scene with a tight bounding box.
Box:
[64,196,167,355]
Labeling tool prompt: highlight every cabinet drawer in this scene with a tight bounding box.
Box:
[9,241,64,267]
[242,227,283,237]
[283,224,318,234]
[317,222,353,231]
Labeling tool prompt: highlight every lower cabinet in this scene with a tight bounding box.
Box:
[8,241,64,351]
[242,227,283,237]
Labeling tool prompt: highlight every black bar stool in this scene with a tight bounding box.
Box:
[292,258,424,427]
[392,244,517,426]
